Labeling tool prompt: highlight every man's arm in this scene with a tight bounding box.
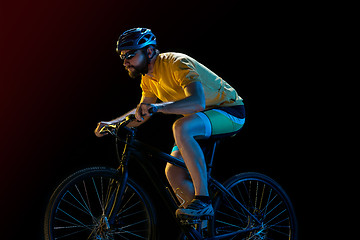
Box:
[141,82,206,115]
[107,108,137,124]
[94,96,157,137]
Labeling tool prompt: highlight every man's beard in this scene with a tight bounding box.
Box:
[127,59,149,79]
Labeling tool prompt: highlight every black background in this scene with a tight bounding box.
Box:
[1,1,327,239]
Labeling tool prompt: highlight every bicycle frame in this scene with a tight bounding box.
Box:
[105,124,262,240]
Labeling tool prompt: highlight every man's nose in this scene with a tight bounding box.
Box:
[123,59,129,67]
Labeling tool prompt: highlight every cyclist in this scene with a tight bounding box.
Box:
[94,28,245,220]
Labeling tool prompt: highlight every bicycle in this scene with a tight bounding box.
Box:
[44,113,298,240]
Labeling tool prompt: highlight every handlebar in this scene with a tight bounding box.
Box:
[148,106,158,114]
[99,114,136,136]
[99,106,158,136]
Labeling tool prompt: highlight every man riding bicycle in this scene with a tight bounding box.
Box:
[94,28,245,220]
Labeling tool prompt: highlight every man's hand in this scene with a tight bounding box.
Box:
[94,121,112,137]
[135,103,153,122]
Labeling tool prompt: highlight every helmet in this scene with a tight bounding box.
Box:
[116,28,157,52]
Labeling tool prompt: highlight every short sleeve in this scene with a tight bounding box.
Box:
[140,78,156,98]
[173,58,201,89]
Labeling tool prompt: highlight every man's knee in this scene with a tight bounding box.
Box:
[165,161,190,183]
[165,163,180,181]
[171,149,182,159]
[172,116,199,140]
[172,118,187,137]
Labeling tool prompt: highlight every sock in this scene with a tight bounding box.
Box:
[195,195,211,204]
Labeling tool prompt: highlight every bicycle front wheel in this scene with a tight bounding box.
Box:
[210,172,298,240]
[44,167,156,240]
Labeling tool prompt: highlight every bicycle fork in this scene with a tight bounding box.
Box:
[103,163,129,225]
[104,128,134,225]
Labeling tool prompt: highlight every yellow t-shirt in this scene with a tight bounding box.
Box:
[141,52,243,108]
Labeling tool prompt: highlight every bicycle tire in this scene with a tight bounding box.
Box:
[209,172,298,240]
[44,167,157,240]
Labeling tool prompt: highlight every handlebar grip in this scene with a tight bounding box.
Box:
[99,124,117,134]
[125,114,136,121]
[148,106,158,114]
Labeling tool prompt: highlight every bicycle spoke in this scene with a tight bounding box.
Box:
[118,192,137,215]
[254,181,259,210]
[115,233,131,240]
[221,194,248,224]
[267,224,290,237]
[263,199,282,218]
[228,187,250,220]
[54,216,95,229]
[113,229,149,239]
[82,180,93,217]
[68,189,94,219]
[112,220,148,239]
[215,219,242,229]
[61,198,92,217]
[120,209,146,219]
[118,219,148,230]
[216,209,245,223]
[267,220,290,235]
[101,177,105,212]
[47,169,154,240]
[57,208,92,231]
[261,188,274,217]
[54,227,91,239]
[264,208,286,226]
[92,177,105,213]
[211,174,295,240]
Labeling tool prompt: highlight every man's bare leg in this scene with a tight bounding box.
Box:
[172,114,209,197]
[165,151,194,208]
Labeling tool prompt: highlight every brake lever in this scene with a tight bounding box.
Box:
[99,124,118,136]
[99,114,138,136]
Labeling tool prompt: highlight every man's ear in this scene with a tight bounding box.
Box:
[147,46,155,59]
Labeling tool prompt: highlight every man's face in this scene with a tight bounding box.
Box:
[120,49,148,79]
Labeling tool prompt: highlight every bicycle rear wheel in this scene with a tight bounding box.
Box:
[209,172,297,240]
[44,167,156,240]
